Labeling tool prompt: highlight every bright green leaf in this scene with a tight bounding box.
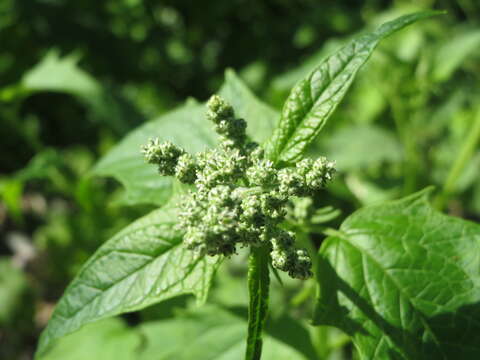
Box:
[265,11,442,164]
[313,188,480,359]
[36,198,222,358]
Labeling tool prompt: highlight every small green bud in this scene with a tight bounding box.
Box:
[175,153,197,184]
[206,95,234,124]
[141,139,184,176]
[246,159,277,187]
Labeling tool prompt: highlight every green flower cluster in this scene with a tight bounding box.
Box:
[141,95,335,279]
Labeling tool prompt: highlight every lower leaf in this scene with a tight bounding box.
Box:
[36,199,222,358]
[313,188,480,359]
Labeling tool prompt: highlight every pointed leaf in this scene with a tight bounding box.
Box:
[36,199,222,358]
[265,11,442,163]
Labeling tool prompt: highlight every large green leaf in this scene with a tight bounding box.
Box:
[92,70,278,206]
[36,198,222,358]
[265,11,441,164]
[313,188,480,359]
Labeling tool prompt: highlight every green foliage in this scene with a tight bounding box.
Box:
[39,305,314,360]
[40,318,140,360]
[93,70,278,205]
[265,11,441,164]
[3,3,480,360]
[36,197,222,358]
[314,188,480,359]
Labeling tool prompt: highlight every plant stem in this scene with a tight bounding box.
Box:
[245,245,270,360]
[389,95,419,196]
[436,108,480,210]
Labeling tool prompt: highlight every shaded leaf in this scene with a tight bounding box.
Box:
[265,11,442,164]
[324,124,402,171]
[313,188,480,359]
[137,305,312,360]
[39,318,140,360]
[36,198,222,358]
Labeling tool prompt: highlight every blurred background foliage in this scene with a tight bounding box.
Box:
[1,0,479,359]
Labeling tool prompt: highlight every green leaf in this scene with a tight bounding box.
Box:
[93,70,278,206]
[38,318,140,360]
[22,50,144,135]
[92,101,212,205]
[313,188,480,359]
[265,11,442,164]
[137,305,312,360]
[433,29,480,82]
[36,198,222,358]
[324,124,403,171]
[23,50,101,97]
[219,69,278,139]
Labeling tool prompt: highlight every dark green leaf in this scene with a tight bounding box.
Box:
[313,188,480,359]
[36,199,222,358]
[265,11,442,164]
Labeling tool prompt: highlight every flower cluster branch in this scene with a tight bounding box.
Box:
[142,95,335,279]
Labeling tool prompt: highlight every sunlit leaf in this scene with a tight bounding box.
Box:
[36,198,222,358]
[265,11,442,164]
[314,188,480,359]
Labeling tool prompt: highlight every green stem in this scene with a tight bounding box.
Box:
[389,96,419,195]
[245,245,270,360]
[436,108,480,210]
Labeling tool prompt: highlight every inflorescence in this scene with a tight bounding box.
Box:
[141,95,335,279]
